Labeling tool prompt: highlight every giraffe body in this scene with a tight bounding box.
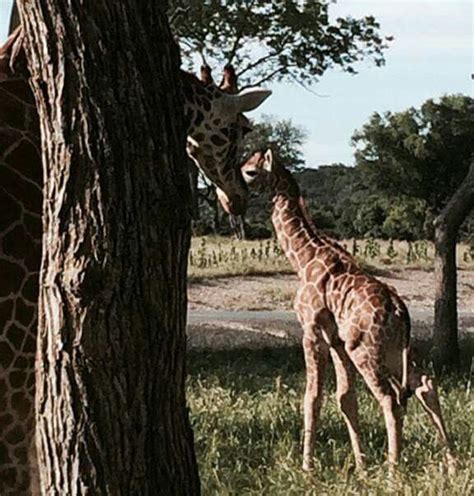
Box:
[0,26,270,495]
[242,149,454,470]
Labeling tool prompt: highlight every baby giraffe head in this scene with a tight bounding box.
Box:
[240,148,274,188]
[241,148,299,200]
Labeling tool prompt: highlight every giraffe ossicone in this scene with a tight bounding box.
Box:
[242,149,455,471]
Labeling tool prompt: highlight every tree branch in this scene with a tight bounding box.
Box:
[434,156,474,237]
[240,67,284,89]
[289,73,331,98]
[226,29,244,66]
[237,47,286,78]
[169,6,189,27]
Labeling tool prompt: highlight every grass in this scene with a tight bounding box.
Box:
[189,236,474,281]
[189,236,291,281]
[187,345,474,495]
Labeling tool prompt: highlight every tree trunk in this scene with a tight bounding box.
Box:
[18,2,200,494]
[212,193,221,233]
[433,157,474,368]
[230,215,246,240]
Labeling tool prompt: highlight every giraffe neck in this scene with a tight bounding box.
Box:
[0,63,41,493]
[270,167,357,276]
[270,171,325,275]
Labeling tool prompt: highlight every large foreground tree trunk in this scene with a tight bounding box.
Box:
[19,2,199,494]
[433,157,474,368]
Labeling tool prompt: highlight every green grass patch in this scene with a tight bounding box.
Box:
[187,345,474,495]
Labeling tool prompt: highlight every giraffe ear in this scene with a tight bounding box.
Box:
[263,149,273,172]
[236,88,272,113]
[221,88,271,114]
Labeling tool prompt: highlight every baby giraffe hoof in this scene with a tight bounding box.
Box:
[446,452,458,474]
[354,456,366,472]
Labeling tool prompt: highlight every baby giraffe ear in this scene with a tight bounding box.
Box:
[263,149,273,172]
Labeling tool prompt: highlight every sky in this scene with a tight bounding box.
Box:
[0,0,472,167]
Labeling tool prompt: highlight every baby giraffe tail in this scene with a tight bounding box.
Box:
[388,344,412,408]
[389,310,412,408]
[400,345,410,404]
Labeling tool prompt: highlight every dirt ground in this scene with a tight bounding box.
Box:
[189,268,474,313]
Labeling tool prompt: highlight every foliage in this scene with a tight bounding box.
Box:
[188,345,474,494]
[353,195,388,238]
[195,96,474,242]
[363,237,381,259]
[196,159,474,241]
[352,95,474,215]
[169,0,391,87]
[386,238,398,260]
[242,115,308,171]
[381,197,429,241]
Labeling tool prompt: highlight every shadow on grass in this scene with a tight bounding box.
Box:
[188,337,473,483]
[188,345,305,391]
[188,335,474,395]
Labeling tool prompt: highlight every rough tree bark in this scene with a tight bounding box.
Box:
[433,157,474,368]
[18,1,200,494]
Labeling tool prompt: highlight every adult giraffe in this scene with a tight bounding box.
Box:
[0,25,271,495]
[241,149,455,471]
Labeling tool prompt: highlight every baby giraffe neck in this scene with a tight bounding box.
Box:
[271,180,324,275]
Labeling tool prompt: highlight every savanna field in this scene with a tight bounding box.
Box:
[187,347,473,495]
[186,236,474,495]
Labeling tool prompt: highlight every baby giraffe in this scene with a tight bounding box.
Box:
[241,149,455,470]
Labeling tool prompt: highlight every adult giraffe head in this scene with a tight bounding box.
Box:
[184,64,271,215]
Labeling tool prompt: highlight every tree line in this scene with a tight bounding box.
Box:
[195,95,474,245]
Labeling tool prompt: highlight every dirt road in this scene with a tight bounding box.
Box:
[187,268,474,350]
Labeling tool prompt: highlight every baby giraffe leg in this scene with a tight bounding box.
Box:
[380,394,404,466]
[302,333,329,471]
[330,345,365,468]
[408,365,455,460]
[349,352,404,466]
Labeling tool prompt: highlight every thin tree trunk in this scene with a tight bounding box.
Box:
[433,157,474,368]
[230,214,246,240]
[212,193,221,233]
[18,2,200,494]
